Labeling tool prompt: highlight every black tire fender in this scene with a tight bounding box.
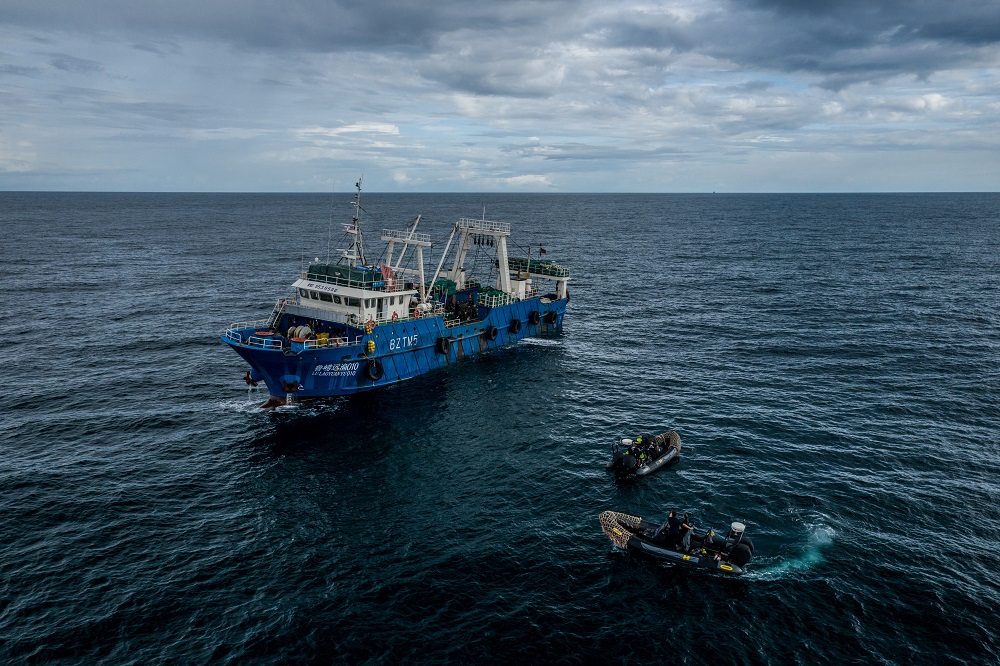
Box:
[365,359,384,381]
[509,318,522,334]
[528,311,541,325]
[485,325,499,341]
[436,337,450,354]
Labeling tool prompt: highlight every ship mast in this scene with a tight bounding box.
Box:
[339,177,367,266]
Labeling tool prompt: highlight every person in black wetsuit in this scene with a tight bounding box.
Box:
[630,435,650,467]
[666,510,682,549]
[680,513,695,552]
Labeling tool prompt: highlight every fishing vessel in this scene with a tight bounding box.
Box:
[221,180,570,407]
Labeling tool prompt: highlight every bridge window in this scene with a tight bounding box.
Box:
[319,292,333,302]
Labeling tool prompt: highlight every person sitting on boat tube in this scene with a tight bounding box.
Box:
[629,435,648,464]
[648,434,663,458]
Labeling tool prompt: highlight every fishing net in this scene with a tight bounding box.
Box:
[599,511,641,548]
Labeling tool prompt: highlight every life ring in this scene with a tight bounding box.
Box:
[392,312,399,323]
[366,318,375,328]
[436,337,450,354]
[414,308,422,319]
[509,319,522,334]
[365,359,384,381]
[528,311,541,325]
[485,325,499,341]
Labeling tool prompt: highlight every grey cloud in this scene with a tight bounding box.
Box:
[0,64,40,76]
[746,0,1000,47]
[2,0,998,192]
[130,42,182,56]
[4,0,998,90]
[419,56,564,98]
[508,140,691,162]
[732,81,775,92]
[590,12,692,52]
[708,0,1000,82]
[36,84,209,127]
[113,101,208,123]
[49,53,104,73]
[1,0,578,53]
[921,17,1000,45]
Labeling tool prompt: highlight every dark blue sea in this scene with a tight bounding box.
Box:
[2,192,999,665]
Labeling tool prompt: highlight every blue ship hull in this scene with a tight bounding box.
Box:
[222,296,567,401]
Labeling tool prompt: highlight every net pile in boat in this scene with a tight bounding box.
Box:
[599,511,641,548]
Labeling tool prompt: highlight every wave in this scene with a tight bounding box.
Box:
[749,521,836,581]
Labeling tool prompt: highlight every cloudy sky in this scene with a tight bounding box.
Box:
[2,0,999,192]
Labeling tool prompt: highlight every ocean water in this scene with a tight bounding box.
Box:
[1,191,999,664]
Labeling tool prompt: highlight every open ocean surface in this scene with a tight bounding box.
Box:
[2,191,999,665]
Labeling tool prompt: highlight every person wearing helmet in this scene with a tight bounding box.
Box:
[631,434,650,466]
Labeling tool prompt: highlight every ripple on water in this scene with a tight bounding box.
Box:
[2,193,1000,663]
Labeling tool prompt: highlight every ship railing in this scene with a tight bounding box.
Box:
[246,334,285,349]
[301,334,363,349]
[300,270,408,293]
[226,319,271,332]
[225,319,363,350]
[266,297,291,329]
[494,284,540,300]
[507,257,570,278]
[458,217,511,235]
[382,228,432,244]
[289,301,418,329]
[478,291,524,308]
[366,302,444,328]
[224,320,286,349]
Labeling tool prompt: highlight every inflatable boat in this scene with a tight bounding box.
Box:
[606,431,681,478]
[599,510,754,574]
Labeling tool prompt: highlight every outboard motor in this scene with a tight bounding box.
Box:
[726,522,753,567]
[608,452,640,477]
[608,438,641,477]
